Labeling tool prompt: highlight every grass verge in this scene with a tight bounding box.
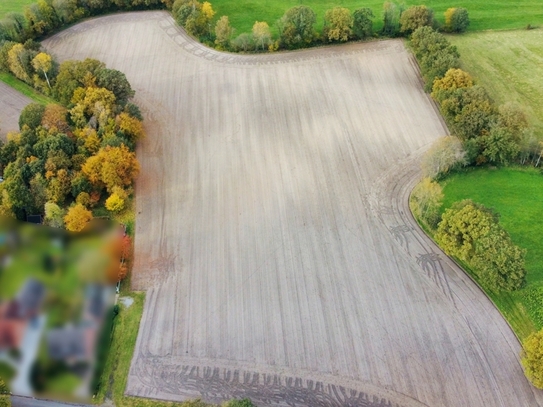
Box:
[448,28,543,138]
[436,167,543,339]
[0,73,56,105]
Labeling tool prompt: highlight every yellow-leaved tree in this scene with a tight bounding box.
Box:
[522,329,543,388]
[82,144,140,193]
[64,203,93,232]
[32,52,53,89]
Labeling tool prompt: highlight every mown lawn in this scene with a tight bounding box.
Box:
[0,0,34,16]
[441,167,543,339]
[448,28,543,138]
[211,0,543,36]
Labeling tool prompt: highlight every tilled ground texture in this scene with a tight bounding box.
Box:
[0,82,31,139]
[43,12,543,407]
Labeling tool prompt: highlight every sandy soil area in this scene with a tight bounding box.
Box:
[42,12,543,407]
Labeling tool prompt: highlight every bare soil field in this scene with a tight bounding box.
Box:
[42,12,543,407]
[0,82,31,139]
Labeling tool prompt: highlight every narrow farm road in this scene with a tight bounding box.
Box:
[0,82,32,139]
[42,12,543,407]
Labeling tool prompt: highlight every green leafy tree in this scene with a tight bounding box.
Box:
[471,226,526,291]
[481,126,520,165]
[436,200,498,262]
[7,43,32,83]
[381,1,403,37]
[214,16,233,49]
[52,0,86,24]
[324,7,353,42]
[53,58,106,105]
[44,201,65,227]
[24,0,60,37]
[278,6,316,48]
[522,329,543,389]
[19,103,46,130]
[444,7,469,33]
[0,13,27,42]
[96,68,135,108]
[439,85,496,141]
[352,8,374,40]
[399,5,434,35]
[436,200,525,291]
[231,33,253,52]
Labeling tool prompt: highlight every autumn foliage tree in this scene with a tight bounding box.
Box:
[522,329,543,389]
[399,5,434,35]
[214,16,233,49]
[252,21,271,50]
[64,203,92,232]
[436,200,526,292]
[324,7,353,42]
[82,144,140,193]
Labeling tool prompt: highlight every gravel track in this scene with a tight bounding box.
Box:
[41,12,543,407]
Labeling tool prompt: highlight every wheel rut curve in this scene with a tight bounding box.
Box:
[41,11,543,407]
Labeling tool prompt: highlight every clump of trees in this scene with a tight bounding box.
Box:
[435,200,526,292]
[0,44,142,233]
[444,7,470,33]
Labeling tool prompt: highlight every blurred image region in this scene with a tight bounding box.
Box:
[0,217,126,402]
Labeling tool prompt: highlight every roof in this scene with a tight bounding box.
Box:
[15,279,45,318]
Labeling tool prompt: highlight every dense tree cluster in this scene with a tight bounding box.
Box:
[0,47,142,231]
[435,200,526,292]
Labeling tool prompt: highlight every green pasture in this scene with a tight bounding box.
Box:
[441,167,543,338]
[2,0,543,37]
[211,0,543,36]
[448,28,543,138]
[0,0,34,16]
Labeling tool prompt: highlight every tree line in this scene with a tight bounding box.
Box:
[0,41,142,234]
[0,1,469,53]
[405,15,543,389]
[172,1,469,52]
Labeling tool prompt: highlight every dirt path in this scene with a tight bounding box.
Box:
[0,82,32,139]
[43,12,543,407]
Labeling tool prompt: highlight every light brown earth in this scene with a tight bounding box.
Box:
[42,12,543,407]
[0,82,31,139]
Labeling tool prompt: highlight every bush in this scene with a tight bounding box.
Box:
[410,177,443,230]
[323,7,353,42]
[436,200,526,292]
[277,5,316,48]
[381,1,403,37]
[352,8,373,40]
[444,7,470,33]
[399,5,434,35]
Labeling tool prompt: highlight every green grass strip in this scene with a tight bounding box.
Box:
[0,72,56,105]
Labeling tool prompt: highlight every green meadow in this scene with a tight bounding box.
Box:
[441,168,543,338]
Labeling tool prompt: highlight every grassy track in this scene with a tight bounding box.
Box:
[448,29,543,138]
[0,73,56,105]
[441,167,543,338]
[0,0,33,16]
[211,0,543,36]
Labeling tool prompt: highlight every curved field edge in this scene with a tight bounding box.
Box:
[410,167,543,339]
